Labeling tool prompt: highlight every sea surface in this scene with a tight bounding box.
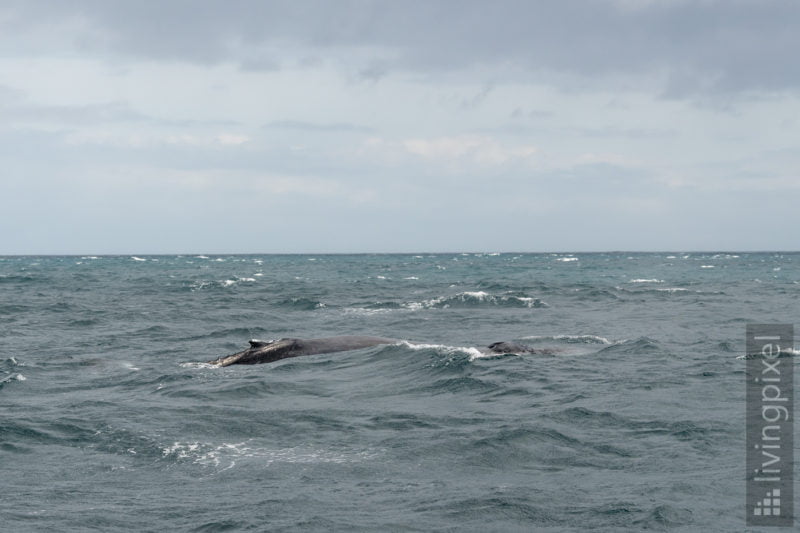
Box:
[1,252,798,532]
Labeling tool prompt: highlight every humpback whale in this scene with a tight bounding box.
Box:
[205,336,550,367]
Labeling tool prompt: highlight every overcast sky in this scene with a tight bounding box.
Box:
[1,0,798,254]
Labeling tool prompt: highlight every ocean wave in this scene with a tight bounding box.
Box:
[183,327,268,342]
[275,297,327,310]
[187,276,259,291]
[0,372,26,389]
[404,291,548,309]
[397,341,486,361]
[521,334,613,345]
[0,274,41,284]
[735,347,800,360]
[596,337,662,355]
[161,440,380,472]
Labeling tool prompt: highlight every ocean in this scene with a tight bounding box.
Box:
[1,252,797,531]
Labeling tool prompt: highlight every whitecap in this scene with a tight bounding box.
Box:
[162,440,379,472]
[463,290,490,299]
[737,347,800,359]
[131,256,146,262]
[180,361,217,369]
[556,257,578,262]
[629,279,664,283]
[398,341,485,361]
[342,307,393,316]
[522,334,612,345]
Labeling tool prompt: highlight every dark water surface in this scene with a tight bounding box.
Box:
[1,253,798,531]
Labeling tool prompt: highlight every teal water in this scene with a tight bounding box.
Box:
[1,253,798,531]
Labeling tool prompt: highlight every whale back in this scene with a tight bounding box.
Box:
[207,338,301,366]
[206,335,397,366]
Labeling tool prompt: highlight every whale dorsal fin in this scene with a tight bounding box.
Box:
[249,339,270,348]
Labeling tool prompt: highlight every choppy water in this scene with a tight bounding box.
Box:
[1,253,798,531]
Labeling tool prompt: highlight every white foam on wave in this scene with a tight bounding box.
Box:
[701,265,715,269]
[464,290,489,298]
[403,291,546,310]
[343,307,393,316]
[397,341,485,361]
[180,361,217,369]
[217,276,257,288]
[656,287,689,293]
[736,347,800,360]
[521,334,613,345]
[629,279,664,283]
[1,373,26,383]
[162,440,380,472]
[556,257,578,262]
[131,256,146,262]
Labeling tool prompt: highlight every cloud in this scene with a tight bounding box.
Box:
[0,101,148,125]
[363,135,537,168]
[3,1,800,97]
[1,1,798,253]
[263,120,373,133]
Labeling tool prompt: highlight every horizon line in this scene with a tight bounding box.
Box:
[2,250,799,257]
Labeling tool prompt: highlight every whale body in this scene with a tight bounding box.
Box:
[205,336,551,367]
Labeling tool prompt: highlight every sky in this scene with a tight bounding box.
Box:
[1,0,798,254]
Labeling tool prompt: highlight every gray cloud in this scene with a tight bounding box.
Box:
[0,101,147,124]
[0,100,241,128]
[3,1,799,96]
[262,120,374,133]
